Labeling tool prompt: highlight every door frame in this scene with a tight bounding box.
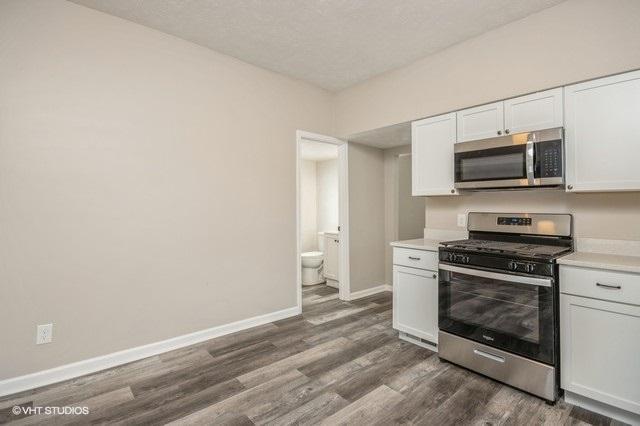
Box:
[296,130,350,311]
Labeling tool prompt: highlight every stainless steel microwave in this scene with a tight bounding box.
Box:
[454,127,564,190]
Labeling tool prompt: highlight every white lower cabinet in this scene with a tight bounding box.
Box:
[324,234,339,281]
[560,266,640,422]
[392,248,438,348]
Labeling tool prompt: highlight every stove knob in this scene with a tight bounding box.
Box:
[464,256,470,264]
[508,261,518,271]
[447,253,455,262]
[525,264,535,273]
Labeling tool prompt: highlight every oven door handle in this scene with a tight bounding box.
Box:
[439,264,552,287]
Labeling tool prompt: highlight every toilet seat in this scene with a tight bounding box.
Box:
[301,251,324,268]
[302,251,323,259]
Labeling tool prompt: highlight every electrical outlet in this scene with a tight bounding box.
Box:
[36,323,53,345]
[457,213,467,228]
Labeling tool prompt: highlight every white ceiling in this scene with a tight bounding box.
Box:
[300,140,338,161]
[69,0,565,91]
[348,122,412,149]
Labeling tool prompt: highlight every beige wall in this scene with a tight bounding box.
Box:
[348,143,386,292]
[333,0,640,247]
[334,0,640,137]
[4,0,640,385]
[383,145,424,286]
[0,0,333,380]
[397,155,424,241]
[426,191,640,241]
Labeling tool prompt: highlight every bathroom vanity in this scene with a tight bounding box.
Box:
[323,231,340,286]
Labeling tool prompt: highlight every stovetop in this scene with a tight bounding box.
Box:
[440,238,573,259]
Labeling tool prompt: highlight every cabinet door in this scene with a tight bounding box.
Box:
[560,294,640,414]
[456,101,504,142]
[412,113,457,196]
[504,88,563,134]
[324,236,339,280]
[564,70,640,192]
[392,265,438,344]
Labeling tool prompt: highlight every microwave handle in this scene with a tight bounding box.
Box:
[526,139,535,185]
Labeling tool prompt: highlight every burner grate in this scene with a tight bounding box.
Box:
[441,239,571,258]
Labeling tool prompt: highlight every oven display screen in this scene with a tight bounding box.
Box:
[497,217,532,226]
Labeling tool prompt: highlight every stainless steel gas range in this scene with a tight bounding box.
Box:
[437,212,573,402]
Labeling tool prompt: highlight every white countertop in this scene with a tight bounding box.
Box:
[390,238,442,252]
[558,252,640,274]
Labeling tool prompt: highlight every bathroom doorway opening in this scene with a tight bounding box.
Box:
[296,131,350,312]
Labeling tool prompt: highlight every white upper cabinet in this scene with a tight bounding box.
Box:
[457,90,563,143]
[504,88,563,134]
[564,70,640,192]
[412,112,458,196]
[456,101,504,142]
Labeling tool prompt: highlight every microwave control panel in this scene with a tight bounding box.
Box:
[538,140,563,178]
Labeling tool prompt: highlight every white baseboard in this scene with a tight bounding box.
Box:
[564,391,640,425]
[0,306,301,398]
[347,284,392,301]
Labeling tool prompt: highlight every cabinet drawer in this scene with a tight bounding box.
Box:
[560,266,640,306]
[393,248,438,270]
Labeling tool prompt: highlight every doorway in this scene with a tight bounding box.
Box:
[384,151,425,287]
[396,153,425,240]
[296,131,350,312]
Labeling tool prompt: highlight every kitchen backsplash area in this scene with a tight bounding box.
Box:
[424,190,640,242]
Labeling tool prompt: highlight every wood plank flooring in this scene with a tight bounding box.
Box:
[0,284,620,425]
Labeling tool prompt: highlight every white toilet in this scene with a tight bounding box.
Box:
[301,251,324,286]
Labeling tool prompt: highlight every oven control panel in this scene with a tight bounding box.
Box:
[497,217,532,226]
[508,261,537,273]
[438,248,554,277]
[444,252,470,264]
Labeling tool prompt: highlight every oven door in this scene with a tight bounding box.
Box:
[438,263,555,365]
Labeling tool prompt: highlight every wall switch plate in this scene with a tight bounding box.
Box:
[457,214,467,228]
[36,323,53,345]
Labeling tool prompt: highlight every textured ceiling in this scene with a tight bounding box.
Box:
[348,122,412,149]
[69,0,565,91]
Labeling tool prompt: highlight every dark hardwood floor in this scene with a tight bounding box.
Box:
[0,284,620,425]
